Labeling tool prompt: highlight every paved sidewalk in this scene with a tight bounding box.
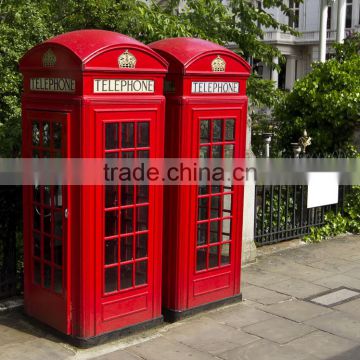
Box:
[1,235,360,360]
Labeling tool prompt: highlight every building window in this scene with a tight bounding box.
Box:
[346,0,352,28]
[288,0,300,29]
[327,6,332,29]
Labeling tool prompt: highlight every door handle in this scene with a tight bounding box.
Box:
[64,208,68,219]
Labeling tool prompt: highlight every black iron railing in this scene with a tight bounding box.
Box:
[254,185,347,246]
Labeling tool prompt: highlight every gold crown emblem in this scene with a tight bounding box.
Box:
[118,50,137,69]
[42,49,56,67]
[211,55,226,72]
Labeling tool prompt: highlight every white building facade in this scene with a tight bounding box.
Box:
[260,0,360,89]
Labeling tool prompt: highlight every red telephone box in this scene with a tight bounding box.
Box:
[149,38,250,320]
[20,30,168,345]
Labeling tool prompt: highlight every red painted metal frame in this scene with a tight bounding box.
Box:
[20,30,167,340]
[149,38,250,315]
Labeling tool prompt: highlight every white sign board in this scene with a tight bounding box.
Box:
[307,172,339,208]
[30,78,75,92]
[191,81,239,94]
[94,79,154,93]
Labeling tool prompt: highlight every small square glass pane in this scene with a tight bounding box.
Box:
[105,211,118,237]
[105,123,119,150]
[196,248,207,271]
[137,122,149,147]
[137,185,149,204]
[121,236,133,262]
[122,151,134,159]
[222,219,231,241]
[210,221,220,243]
[121,123,134,148]
[200,120,210,143]
[200,146,210,159]
[210,196,221,218]
[224,144,234,158]
[54,211,62,237]
[105,267,118,293]
[198,184,209,195]
[135,261,147,286]
[44,235,51,261]
[225,119,235,141]
[105,185,118,208]
[138,150,149,158]
[34,261,41,285]
[121,185,134,205]
[223,194,232,216]
[105,239,118,264]
[212,145,222,158]
[221,243,231,265]
[211,185,221,194]
[120,263,133,289]
[33,232,41,258]
[121,208,133,234]
[209,246,219,268]
[32,121,40,146]
[44,264,52,289]
[42,122,50,147]
[198,197,208,220]
[197,223,208,246]
[54,239,62,266]
[213,120,222,141]
[44,211,52,234]
[136,233,148,258]
[53,122,62,149]
[33,185,41,203]
[44,186,51,205]
[54,269,62,294]
[136,206,148,231]
[54,185,62,207]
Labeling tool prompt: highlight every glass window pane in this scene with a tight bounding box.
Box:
[212,145,222,158]
[105,211,118,237]
[44,235,51,261]
[121,185,134,205]
[54,185,62,207]
[121,208,133,234]
[137,185,148,204]
[53,122,62,149]
[33,206,41,230]
[221,243,231,265]
[136,233,148,258]
[223,194,232,216]
[44,186,51,206]
[209,246,219,268]
[211,185,221,194]
[120,263,133,289]
[122,123,134,148]
[136,206,148,231]
[34,261,41,285]
[105,267,118,293]
[138,150,149,158]
[54,211,62,237]
[33,185,41,203]
[32,121,40,146]
[200,120,210,143]
[42,122,50,147]
[54,269,62,294]
[105,239,118,264]
[213,120,222,141]
[196,248,207,271]
[135,261,147,286]
[198,184,209,195]
[224,144,234,158]
[225,119,235,141]
[105,123,119,150]
[122,151,134,158]
[198,197,208,220]
[200,146,209,158]
[44,264,52,289]
[210,221,220,243]
[105,185,118,208]
[210,196,221,218]
[54,239,62,266]
[137,122,149,147]
[33,232,41,258]
[197,223,208,246]
[121,236,133,262]
[44,210,51,234]
[222,219,231,241]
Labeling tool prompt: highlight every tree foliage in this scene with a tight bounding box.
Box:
[274,33,360,156]
[0,0,297,156]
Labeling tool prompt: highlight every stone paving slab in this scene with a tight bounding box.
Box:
[313,273,360,290]
[242,284,292,305]
[335,298,360,320]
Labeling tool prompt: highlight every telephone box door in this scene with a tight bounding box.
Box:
[24,110,70,334]
[94,108,162,334]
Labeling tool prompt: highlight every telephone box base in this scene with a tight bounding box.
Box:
[163,293,243,323]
